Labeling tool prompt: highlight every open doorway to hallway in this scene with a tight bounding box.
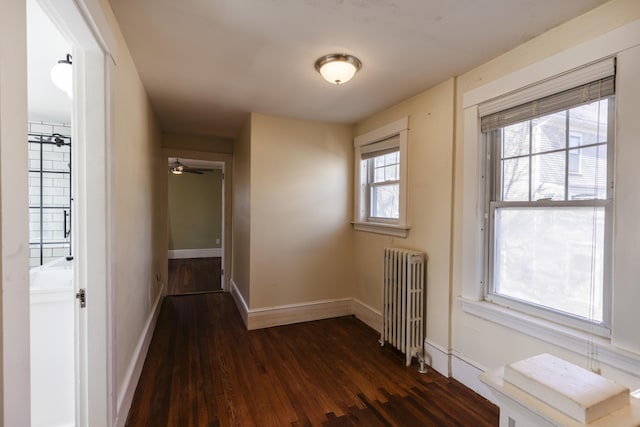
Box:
[167,157,224,294]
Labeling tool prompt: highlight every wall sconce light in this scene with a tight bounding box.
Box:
[314,53,362,85]
[50,54,73,98]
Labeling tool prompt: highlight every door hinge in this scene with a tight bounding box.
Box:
[76,288,86,308]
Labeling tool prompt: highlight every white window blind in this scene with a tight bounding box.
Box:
[359,135,400,158]
[480,58,615,132]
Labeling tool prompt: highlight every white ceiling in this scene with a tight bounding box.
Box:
[27,0,73,125]
[36,0,609,139]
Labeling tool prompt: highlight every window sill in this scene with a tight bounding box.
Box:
[352,221,409,238]
[460,297,640,377]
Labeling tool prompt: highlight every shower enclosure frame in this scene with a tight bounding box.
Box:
[28,131,72,266]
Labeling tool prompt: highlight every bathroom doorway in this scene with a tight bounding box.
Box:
[27,0,113,425]
[27,1,75,424]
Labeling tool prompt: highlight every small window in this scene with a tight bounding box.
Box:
[353,118,409,237]
[366,149,400,221]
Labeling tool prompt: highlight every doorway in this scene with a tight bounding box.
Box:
[167,157,224,294]
[27,1,75,425]
[27,0,113,425]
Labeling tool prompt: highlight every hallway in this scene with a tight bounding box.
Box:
[125,293,498,426]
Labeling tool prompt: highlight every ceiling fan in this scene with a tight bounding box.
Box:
[169,159,213,175]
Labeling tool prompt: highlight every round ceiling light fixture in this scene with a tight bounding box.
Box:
[314,53,362,85]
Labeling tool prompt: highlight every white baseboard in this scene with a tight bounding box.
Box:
[352,298,381,333]
[230,278,249,328]
[247,298,353,330]
[114,284,165,427]
[167,248,222,259]
[424,338,451,377]
[450,350,495,403]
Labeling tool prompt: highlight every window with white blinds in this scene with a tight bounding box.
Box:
[481,58,615,334]
[353,118,409,237]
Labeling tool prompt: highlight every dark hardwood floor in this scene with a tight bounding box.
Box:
[168,257,222,294]
[126,293,499,426]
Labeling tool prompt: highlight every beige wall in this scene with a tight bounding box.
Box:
[0,0,30,423]
[168,171,222,250]
[163,132,234,154]
[451,0,640,390]
[353,79,456,350]
[101,0,164,421]
[232,116,252,305]
[248,113,354,308]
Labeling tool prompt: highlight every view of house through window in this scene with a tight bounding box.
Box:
[486,95,613,325]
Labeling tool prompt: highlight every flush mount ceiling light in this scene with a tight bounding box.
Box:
[50,54,73,98]
[314,53,362,85]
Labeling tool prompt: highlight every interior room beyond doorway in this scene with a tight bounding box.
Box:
[167,157,223,294]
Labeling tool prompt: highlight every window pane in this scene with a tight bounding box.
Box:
[370,184,399,219]
[570,99,609,145]
[568,144,607,200]
[372,152,399,184]
[531,151,565,201]
[501,157,529,201]
[532,111,566,154]
[502,122,529,158]
[493,206,604,321]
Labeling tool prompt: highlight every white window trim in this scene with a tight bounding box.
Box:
[353,117,409,238]
[460,18,640,372]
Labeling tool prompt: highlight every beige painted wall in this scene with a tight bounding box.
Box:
[249,113,354,308]
[452,0,640,388]
[168,171,222,250]
[163,132,233,154]
[0,0,30,423]
[101,0,165,420]
[232,116,252,305]
[353,79,456,351]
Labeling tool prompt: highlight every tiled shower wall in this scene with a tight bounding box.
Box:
[28,121,72,268]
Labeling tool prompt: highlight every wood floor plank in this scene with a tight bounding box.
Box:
[126,293,499,426]
[168,257,222,294]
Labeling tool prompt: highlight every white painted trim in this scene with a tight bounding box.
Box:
[230,279,249,328]
[463,19,640,108]
[424,339,451,377]
[247,298,353,330]
[354,117,408,146]
[114,284,164,427]
[75,0,118,63]
[451,350,495,403]
[461,298,640,378]
[167,248,222,259]
[352,298,381,332]
[352,222,410,238]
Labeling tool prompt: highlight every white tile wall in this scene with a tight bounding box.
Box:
[28,121,72,267]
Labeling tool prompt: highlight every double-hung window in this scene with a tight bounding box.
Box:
[481,59,615,333]
[363,143,400,221]
[353,117,409,237]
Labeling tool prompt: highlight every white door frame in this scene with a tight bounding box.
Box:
[35,0,115,425]
[163,148,233,293]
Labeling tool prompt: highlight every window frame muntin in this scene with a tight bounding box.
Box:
[484,96,615,335]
